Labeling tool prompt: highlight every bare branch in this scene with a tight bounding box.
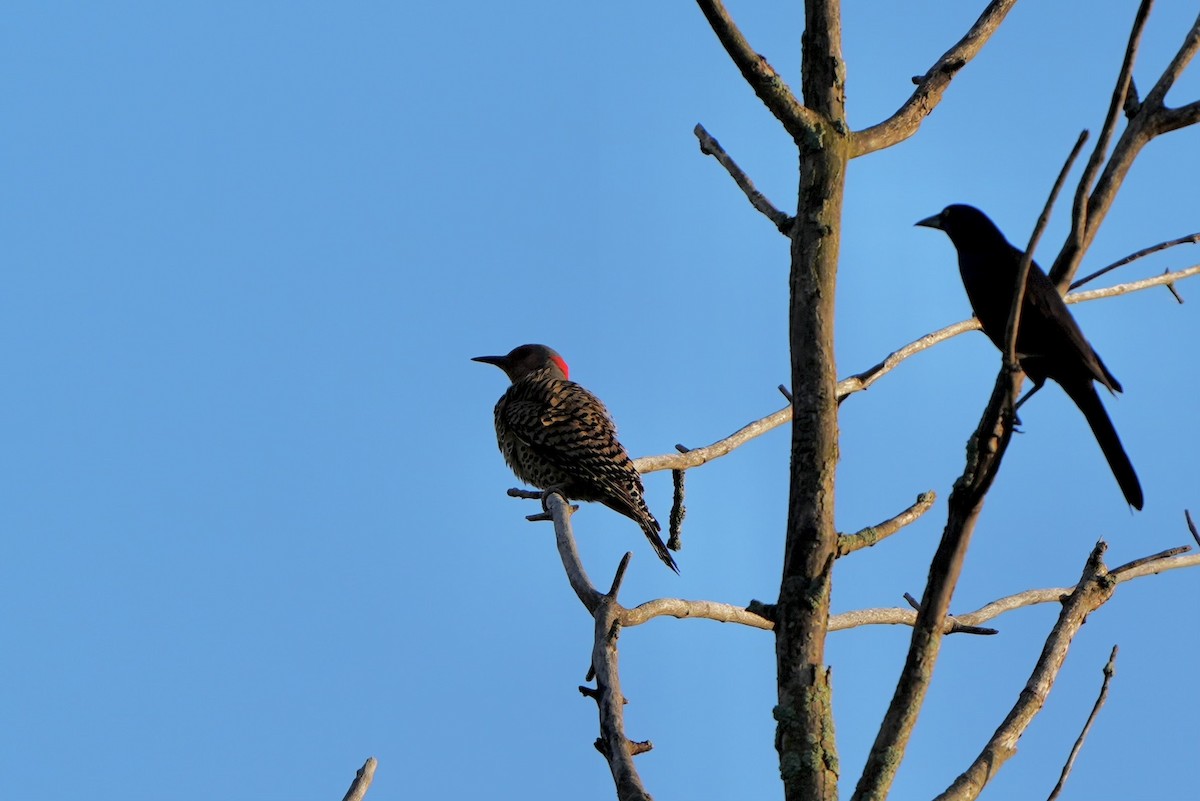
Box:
[623,598,775,630]
[633,403,793,474]
[341,758,377,801]
[1047,645,1119,801]
[1187,510,1200,547]
[851,0,1019,156]
[693,0,823,143]
[1070,233,1200,289]
[694,123,792,233]
[935,542,1117,801]
[837,492,937,557]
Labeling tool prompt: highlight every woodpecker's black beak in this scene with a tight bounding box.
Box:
[915,213,945,230]
[471,355,506,368]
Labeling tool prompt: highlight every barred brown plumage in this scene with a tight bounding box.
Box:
[473,344,679,573]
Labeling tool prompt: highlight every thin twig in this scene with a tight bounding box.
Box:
[1187,510,1200,547]
[695,123,792,233]
[341,758,378,801]
[1046,645,1119,801]
[1003,131,1089,405]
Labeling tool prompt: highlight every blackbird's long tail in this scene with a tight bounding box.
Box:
[1063,378,1144,510]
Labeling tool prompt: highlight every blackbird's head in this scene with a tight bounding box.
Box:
[916,204,1009,250]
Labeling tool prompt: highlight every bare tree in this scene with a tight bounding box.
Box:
[486,3,1200,801]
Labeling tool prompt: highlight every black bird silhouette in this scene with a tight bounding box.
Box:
[473,344,679,572]
[917,204,1143,510]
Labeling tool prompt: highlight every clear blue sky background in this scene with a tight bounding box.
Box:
[3,3,1198,800]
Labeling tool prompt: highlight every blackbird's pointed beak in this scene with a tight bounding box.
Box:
[915,213,944,230]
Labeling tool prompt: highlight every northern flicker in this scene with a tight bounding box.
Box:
[473,343,678,573]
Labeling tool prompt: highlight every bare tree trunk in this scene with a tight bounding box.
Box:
[775,3,848,799]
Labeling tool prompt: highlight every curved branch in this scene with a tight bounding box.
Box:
[544,492,604,613]
[851,0,1019,156]
[623,598,774,630]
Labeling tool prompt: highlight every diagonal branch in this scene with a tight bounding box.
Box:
[695,123,793,233]
[837,492,937,557]
[1046,645,1119,801]
[851,0,1019,156]
[693,0,823,143]
[632,263,1200,476]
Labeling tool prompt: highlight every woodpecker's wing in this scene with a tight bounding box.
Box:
[500,379,643,502]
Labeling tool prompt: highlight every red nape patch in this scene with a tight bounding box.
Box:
[552,354,569,379]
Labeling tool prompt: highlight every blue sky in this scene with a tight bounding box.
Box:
[2,3,1198,799]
